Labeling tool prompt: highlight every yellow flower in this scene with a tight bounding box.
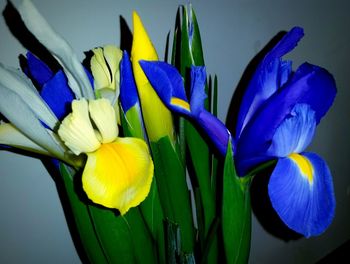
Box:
[58,98,153,215]
[131,11,174,142]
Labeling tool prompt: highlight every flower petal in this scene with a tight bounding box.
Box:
[139,60,190,115]
[26,52,54,86]
[236,27,304,137]
[91,47,112,90]
[268,152,335,237]
[58,99,100,155]
[0,63,58,129]
[17,0,94,99]
[88,98,118,144]
[103,45,123,91]
[0,122,50,155]
[131,11,174,142]
[236,63,336,175]
[40,70,75,120]
[82,138,154,215]
[267,104,316,157]
[0,87,65,158]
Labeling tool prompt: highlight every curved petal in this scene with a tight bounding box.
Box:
[40,70,75,120]
[267,104,316,157]
[236,62,336,175]
[140,60,190,115]
[91,47,112,90]
[268,152,335,237]
[82,138,154,215]
[236,27,304,137]
[88,98,118,144]
[26,52,54,86]
[58,99,100,155]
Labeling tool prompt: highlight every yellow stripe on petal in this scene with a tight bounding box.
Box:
[289,153,314,184]
[131,11,174,142]
[170,97,191,111]
[82,138,154,215]
[58,99,100,155]
[88,98,118,143]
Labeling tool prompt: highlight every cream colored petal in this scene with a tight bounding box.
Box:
[91,48,112,90]
[82,138,154,215]
[58,99,100,155]
[103,45,123,93]
[0,122,51,156]
[88,98,118,143]
[0,87,65,159]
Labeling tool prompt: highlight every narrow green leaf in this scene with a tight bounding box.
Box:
[59,163,108,264]
[120,108,166,264]
[150,136,195,254]
[222,140,252,264]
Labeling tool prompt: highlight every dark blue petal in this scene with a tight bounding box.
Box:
[267,104,316,157]
[190,66,207,116]
[197,110,232,155]
[235,27,304,138]
[236,62,336,175]
[26,52,54,87]
[268,152,335,237]
[120,51,139,112]
[40,70,74,120]
[84,67,94,88]
[140,60,191,116]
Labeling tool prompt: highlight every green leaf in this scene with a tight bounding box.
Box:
[59,163,108,264]
[60,163,156,264]
[222,140,252,264]
[150,136,195,254]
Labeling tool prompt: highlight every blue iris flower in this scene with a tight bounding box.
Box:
[140,26,336,237]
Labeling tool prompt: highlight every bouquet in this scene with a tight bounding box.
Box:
[0,0,336,263]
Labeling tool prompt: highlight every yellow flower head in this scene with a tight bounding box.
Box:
[58,98,153,215]
[131,11,174,142]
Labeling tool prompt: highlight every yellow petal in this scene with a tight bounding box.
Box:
[131,11,174,142]
[91,47,112,90]
[58,99,100,155]
[88,98,118,143]
[82,138,154,215]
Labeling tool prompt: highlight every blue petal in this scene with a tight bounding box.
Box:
[236,27,304,137]
[140,60,191,116]
[197,110,232,155]
[190,66,207,116]
[267,104,316,157]
[26,52,54,86]
[268,152,335,237]
[236,62,336,175]
[40,70,74,120]
[120,51,139,112]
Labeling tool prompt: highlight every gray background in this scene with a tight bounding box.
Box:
[0,0,349,263]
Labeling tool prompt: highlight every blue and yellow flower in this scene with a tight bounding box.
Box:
[0,0,153,215]
[140,27,336,237]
